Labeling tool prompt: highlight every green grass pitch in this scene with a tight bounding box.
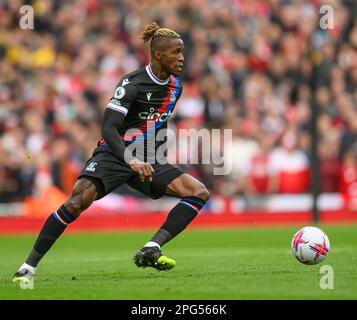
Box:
[1,225,357,300]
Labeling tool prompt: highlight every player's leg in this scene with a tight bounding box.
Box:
[12,178,97,284]
[149,173,209,246]
[134,173,209,270]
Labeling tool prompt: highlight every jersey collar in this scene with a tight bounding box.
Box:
[145,64,169,85]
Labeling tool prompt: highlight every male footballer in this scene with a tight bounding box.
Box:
[13,22,209,284]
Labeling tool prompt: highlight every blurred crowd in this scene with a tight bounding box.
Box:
[0,0,357,205]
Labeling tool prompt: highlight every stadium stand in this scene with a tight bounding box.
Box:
[0,0,356,222]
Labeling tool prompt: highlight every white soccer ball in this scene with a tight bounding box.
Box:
[291,226,330,265]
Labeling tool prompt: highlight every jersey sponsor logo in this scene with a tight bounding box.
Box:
[146,92,152,101]
[122,79,130,86]
[114,87,126,99]
[138,107,173,122]
[85,162,98,172]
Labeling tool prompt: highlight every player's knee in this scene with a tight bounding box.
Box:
[64,179,97,218]
[64,194,92,219]
[192,184,210,202]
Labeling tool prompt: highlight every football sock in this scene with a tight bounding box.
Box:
[150,196,207,247]
[144,241,161,249]
[18,262,36,275]
[25,205,76,268]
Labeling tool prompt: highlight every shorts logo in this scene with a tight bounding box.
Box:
[146,92,152,101]
[114,87,126,99]
[86,162,98,172]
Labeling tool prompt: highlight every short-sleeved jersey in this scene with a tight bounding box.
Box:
[95,64,183,163]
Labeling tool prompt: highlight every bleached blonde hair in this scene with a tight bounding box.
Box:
[141,22,180,43]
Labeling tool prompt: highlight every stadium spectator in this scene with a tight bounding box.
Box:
[242,131,275,195]
[269,131,310,194]
[340,149,357,210]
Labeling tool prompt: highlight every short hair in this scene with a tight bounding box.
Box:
[141,22,181,53]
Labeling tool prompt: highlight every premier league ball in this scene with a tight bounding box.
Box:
[291,226,330,265]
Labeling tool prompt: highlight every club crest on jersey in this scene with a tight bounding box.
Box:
[146,92,152,101]
[170,90,176,102]
[85,162,98,172]
[114,87,126,99]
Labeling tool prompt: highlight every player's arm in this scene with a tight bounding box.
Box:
[101,108,132,163]
[102,84,154,181]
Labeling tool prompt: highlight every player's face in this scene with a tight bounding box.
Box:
[162,38,184,76]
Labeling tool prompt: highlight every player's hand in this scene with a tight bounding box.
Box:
[129,159,155,182]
